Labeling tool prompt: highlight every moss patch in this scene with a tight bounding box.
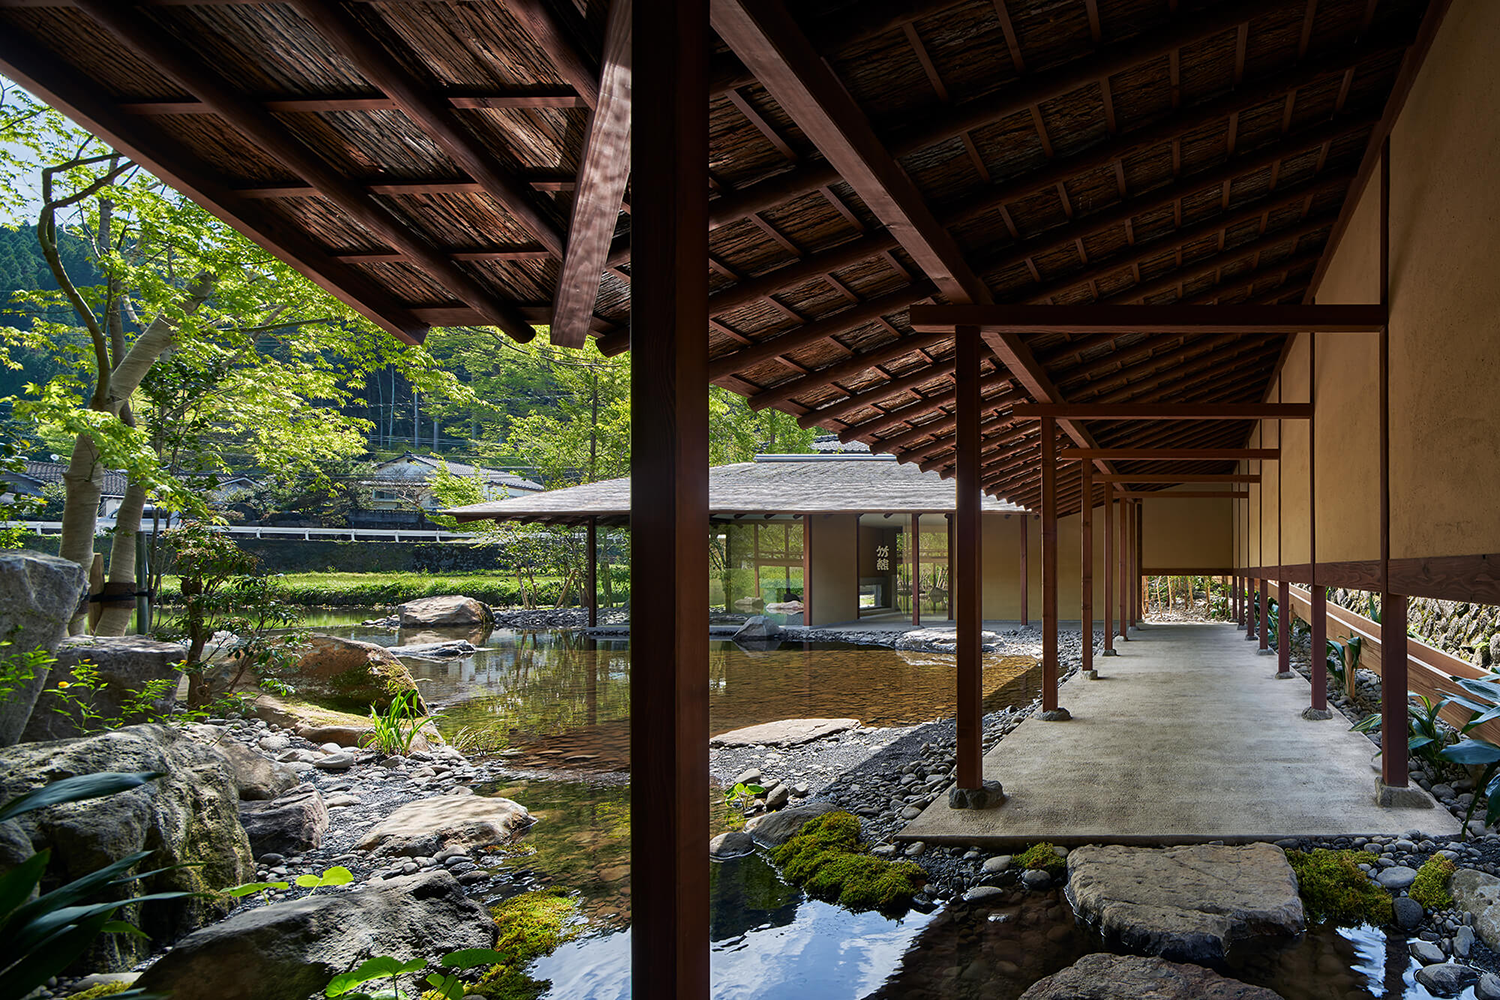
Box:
[1016,842,1067,874]
[471,889,579,1000]
[64,983,131,1000]
[1285,849,1395,924]
[1409,854,1456,909]
[770,811,924,914]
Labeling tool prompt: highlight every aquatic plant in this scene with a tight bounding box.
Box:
[1284,849,1394,924]
[1015,841,1067,874]
[62,983,131,1000]
[1409,854,1455,909]
[362,690,430,757]
[771,811,924,914]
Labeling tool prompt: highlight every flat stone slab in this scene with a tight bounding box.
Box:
[1019,953,1286,1000]
[1451,868,1500,952]
[1065,843,1304,963]
[357,794,531,857]
[710,718,858,747]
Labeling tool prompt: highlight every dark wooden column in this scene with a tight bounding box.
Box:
[1040,418,1063,716]
[954,325,983,787]
[1276,579,1291,676]
[802,513,813,626]
[1125,501,1136,629]
[587,517,599,627]
[1103,482,1115,655]
[947,515,955,622]
[1310,322,1329,712]
[1134,500,1144,625]
[1019,514,1029,626]
[1117,495,1129,641]
[911,512,922,627]
[1081,461,1094,676]
[1258,578,1270,652]
[630,0,709,994]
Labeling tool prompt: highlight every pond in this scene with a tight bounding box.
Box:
[301,613,1455,999]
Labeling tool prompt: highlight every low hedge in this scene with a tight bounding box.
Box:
[155,571,631,609]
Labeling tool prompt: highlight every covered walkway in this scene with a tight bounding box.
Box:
[899,622,1459,847]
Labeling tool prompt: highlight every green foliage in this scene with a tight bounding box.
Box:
[62,982,132,1000]
[475,890,580,1000]
[363,690,428,757]
[446,726,509,757]
[1352,693,1452,769]
[156,570,616,610]
[295,866,354,892]
[0,633,55,705]
[1015,842,1067,874]
[1409,854,1455,909]
[0,772,189,1000]
[1284,849,1394,925]
[36,652,181,734]
[770,811,924,914]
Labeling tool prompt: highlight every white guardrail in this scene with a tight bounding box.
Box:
[3,521,481,543]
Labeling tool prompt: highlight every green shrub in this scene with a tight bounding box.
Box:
[158,571,630,609]
[1409,854,1456,909]
[1015,842,1067,873]
[1285,849,1394,924]
[770,811,924,914]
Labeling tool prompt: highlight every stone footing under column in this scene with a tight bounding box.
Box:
[1301,707,1334,721]
[1084,670,1100,680]
[1256,647,1275,655]
[1376,781,1435,809]
[1039,708,1073,721]
[1102,649,1119,657]
[948,780,1006,810]
[1275,670,1295,679]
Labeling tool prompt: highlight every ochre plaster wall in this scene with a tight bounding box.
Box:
[1140,486,1234,571]
[807,512,858,626]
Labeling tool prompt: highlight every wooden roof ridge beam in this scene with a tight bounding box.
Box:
[550,0,631,347]
[69,1,537,342]
[1010,403,1312,420]
[746,331,951,411]
[0,26,428,345]
[704,281,936,380]
[910,303,1387,334]
[1061,447,1279,460]
[290,0,566,260]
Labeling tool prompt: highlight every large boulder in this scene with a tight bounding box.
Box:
[285,635,426,713]
[398,595,493,630]
[746,800,840,848]
[0,551,87,746]
[21,636,185,742]
[238,783,330,857]
[1451,868,1500,951]
[1019,953,1285,1000]
[134,869,497,1000]
[247,692,438,751]
[358,794,532,857]
[0,725,253,971]
[181,727,301,800]
[1065,843,1304,963]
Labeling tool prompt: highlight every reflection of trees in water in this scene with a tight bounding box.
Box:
[709,854,801,942]
[440,633,630,741]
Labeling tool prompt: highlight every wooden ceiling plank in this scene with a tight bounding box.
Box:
[1061,448,1280,459]
[551,0,632,348]
[910,303,1387,334]
[505,0,602,108]
[1011,403,1313,420]
[747,331,951,411]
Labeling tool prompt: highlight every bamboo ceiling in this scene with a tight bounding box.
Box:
[0,0,1439,513]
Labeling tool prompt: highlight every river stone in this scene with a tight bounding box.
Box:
[285,636,426,713]
[746,800,839,848]
[709,830,755,859]
[1018,953,1286,1000]
[134,870,496,1000]
[1415,963,1479,996]
[1393,895,1425,929]
[1477,972,1500,1000]
[732,616,782,643]
[238,783,330,857]
[1065,843,1304,963]
[1377,865,1419,889]
[357,795,531,857]
[21,635,186,742]
[1410,940,1448,964]
[710,718,859,747]
[183,728,299,800]
[397,596,493,630]
[0,551,87,746]
[0,725,252,971]
[391,639,478,659]
[1450,868,1500,951]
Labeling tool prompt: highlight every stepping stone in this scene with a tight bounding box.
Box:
[1019,953,1286,999]
[1066,843,1304,963]
[1376,865,1418,889]
[710,718,858,747]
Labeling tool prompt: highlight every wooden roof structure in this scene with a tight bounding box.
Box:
[0,0,1445,515]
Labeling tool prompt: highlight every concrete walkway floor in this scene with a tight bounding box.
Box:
[899,622,1460,847]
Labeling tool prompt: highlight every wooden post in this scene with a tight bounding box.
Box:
[1040,418,1063,716]
[955,325,983,788]
[586,517,598,627]
[1276,578,1291,676]
[947,515,954,622]
[1117,494,1128,641]
[801,513,812,626]
[911,511,921,627]
[1019,513,1029,625]
[630,0,709,993]
[1081,461,1094,676]
[1103,482,1115,655]
[1309,296,1329,713]
[1258,578,1270,652]
[1134,500,1144,625]
[1311,586,1328,711]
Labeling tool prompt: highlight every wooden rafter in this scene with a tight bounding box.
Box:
[911,304,1387,334]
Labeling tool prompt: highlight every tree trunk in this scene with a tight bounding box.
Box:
[95,479,147,635]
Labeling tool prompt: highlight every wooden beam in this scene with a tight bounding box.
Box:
[119,88,587,113]
[1115,490,1250,499]
[630,0,709,994]
[910,304,1387,334]
[290,0,566,259]
[551,0,632,347]
[507,0,603,109]
[748,333,951,412]
[1099,474,1260,483]
[70,1,537,342]
[1061,448,1280,460]
[1012,404,1313,420]
[0,23,428,344]
[832,376,1015,439]
[803,360,958,429]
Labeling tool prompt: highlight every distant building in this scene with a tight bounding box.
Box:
[2,461,260,525]
[364,452,544,515]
